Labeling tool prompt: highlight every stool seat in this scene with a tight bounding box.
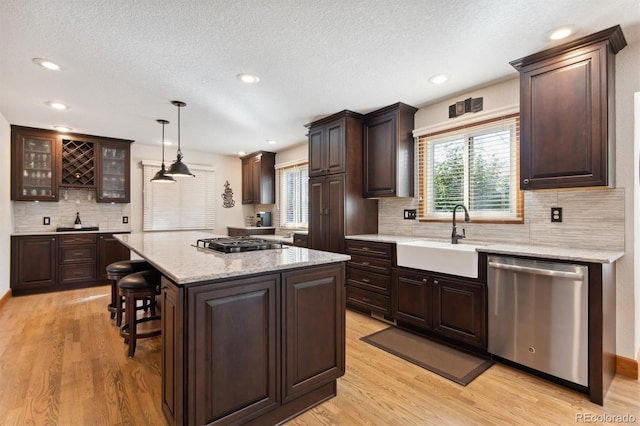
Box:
[106,260,152,326]
[118,270,162,357]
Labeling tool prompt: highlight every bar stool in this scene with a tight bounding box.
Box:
[118,269,162,357]
[106,260,152,327]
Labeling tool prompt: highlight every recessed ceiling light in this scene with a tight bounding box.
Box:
[46,101,69,110]
[236,73,260,84]
[53,126,72,132]
[33,58,60,70]
[550,27,573,41]
[428,74,449,84]
[267,140,277,145]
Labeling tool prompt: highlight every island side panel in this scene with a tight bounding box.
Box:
[161,277,184,425]
[282,263,346,403]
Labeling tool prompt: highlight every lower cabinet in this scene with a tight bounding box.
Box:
[10,232,130,295]
[392,266,487,350]
[10,235,58,294]
[162,263,345,426]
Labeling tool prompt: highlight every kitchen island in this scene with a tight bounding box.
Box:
[115,231,349,426]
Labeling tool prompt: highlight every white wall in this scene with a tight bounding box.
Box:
[0,114,11,298]
[130,143,243,235]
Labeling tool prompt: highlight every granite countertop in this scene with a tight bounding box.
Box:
[115,231,349,285]
[347,234,624,264]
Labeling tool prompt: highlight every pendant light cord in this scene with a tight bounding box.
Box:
[176,103,182,157]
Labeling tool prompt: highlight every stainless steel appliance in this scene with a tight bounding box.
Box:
[196,237,283,253]
[256,211,272,227]
[488,255,588,386]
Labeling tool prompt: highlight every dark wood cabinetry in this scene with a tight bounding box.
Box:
[306,111,377,252]
[292,232,308,247]
[391,253,488,350]
[161,263,345,426]
[511,25,626,190]
[241,151,275,204]
[10,235,58,293]
[363,102,417,198]
[11,126,132,202]
[11,232,130,295]
[345,239,394,316]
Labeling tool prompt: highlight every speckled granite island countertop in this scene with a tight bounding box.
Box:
[346,234,624,264]
[114,231,349,284]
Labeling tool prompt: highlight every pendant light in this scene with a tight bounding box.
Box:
[166,100,195,177]
[151,119,175,183]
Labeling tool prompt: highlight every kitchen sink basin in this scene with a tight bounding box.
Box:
[396,240,480,278]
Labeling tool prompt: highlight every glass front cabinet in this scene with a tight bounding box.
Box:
[11,126,59,201]
[97,141,130,203]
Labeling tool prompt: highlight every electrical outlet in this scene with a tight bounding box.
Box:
[404,209,417,220]
[551,207,562,223]
[123,216,129,224]
[43,217,50,225]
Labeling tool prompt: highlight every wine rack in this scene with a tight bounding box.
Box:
[61,140,95,187]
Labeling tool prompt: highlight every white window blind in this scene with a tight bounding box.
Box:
[277,162,308,228]
[420,115,521,221]
[142,160,216,231]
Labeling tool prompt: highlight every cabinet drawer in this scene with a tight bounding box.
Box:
[59,234,97,245]
[346,239,393,259]
[60,245,96,264]
[293,233,308,248]
[346,286,390,315]
[347,254,392,275]
[346,268,390,294]
[60,263,96,283]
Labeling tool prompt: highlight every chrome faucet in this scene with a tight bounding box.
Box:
[451,204,471,244]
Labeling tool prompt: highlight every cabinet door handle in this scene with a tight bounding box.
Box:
[523,178,530,185]
[360,247,370,251]
[361,261,370,266]
[422,278,428,283]
[433,279,439,285]
[361,278,371,283]
[361,297,371,303]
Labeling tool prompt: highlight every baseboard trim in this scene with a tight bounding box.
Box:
[616,352,639,380]
[0,289,11,310]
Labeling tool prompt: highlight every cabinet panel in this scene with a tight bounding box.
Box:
[347,254,392,275]
[161,278,183,425]
[346,268,390,294]
[11,236,58,293]
[433,277,486,349]
[59,263,96,283]
[392,269,432,329]
[97,233,131,281]
[59,245,96,264]
[283,264,345,402]
[325,119,346,175]
[11,126,58,201]
[188,275,279,425]
[308,175,345,253]
[346,239,394,259]
[241,151,276,204]
[308,127,325,177]
[97,142,130,202]
[346,286,390,315]
[512,25,626,189]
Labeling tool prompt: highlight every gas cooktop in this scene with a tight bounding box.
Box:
[196,237,284,253]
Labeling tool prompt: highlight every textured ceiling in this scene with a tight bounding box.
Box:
[1,0,639,156]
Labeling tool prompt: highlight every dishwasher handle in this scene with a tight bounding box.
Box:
[488,261,584,280]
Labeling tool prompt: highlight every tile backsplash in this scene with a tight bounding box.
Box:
[13,188,131,233]
[378,188,624,251]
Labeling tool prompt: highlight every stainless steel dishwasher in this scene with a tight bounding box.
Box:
[487,255,588,386]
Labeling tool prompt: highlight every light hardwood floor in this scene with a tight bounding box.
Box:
[0,285,638,425]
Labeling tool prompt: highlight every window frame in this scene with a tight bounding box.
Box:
[418,113,523,224]
[277,161,309,229]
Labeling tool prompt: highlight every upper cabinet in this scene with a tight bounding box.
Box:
[241,151,276,204]
[511,25,627,190]
[308,111,363,177]
[11,126,133,203]
[363,102,417,198]
[11,126,59,201]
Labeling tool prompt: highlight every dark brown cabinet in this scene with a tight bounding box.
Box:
[432,276,486,348]
[97,233,131,281]
[11,232,130,295]
[306,111,378,252]
[392,257,487,350]
[511,25,626,190]
[309,175,345,253]
[10,235,58,294]
[241,151,275,204]
[161,263,345,426]
[292,232,308,247]
[345,239,394,317]
[363,102,417,198]
[11,126,133,202]
[11,126,59,201]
